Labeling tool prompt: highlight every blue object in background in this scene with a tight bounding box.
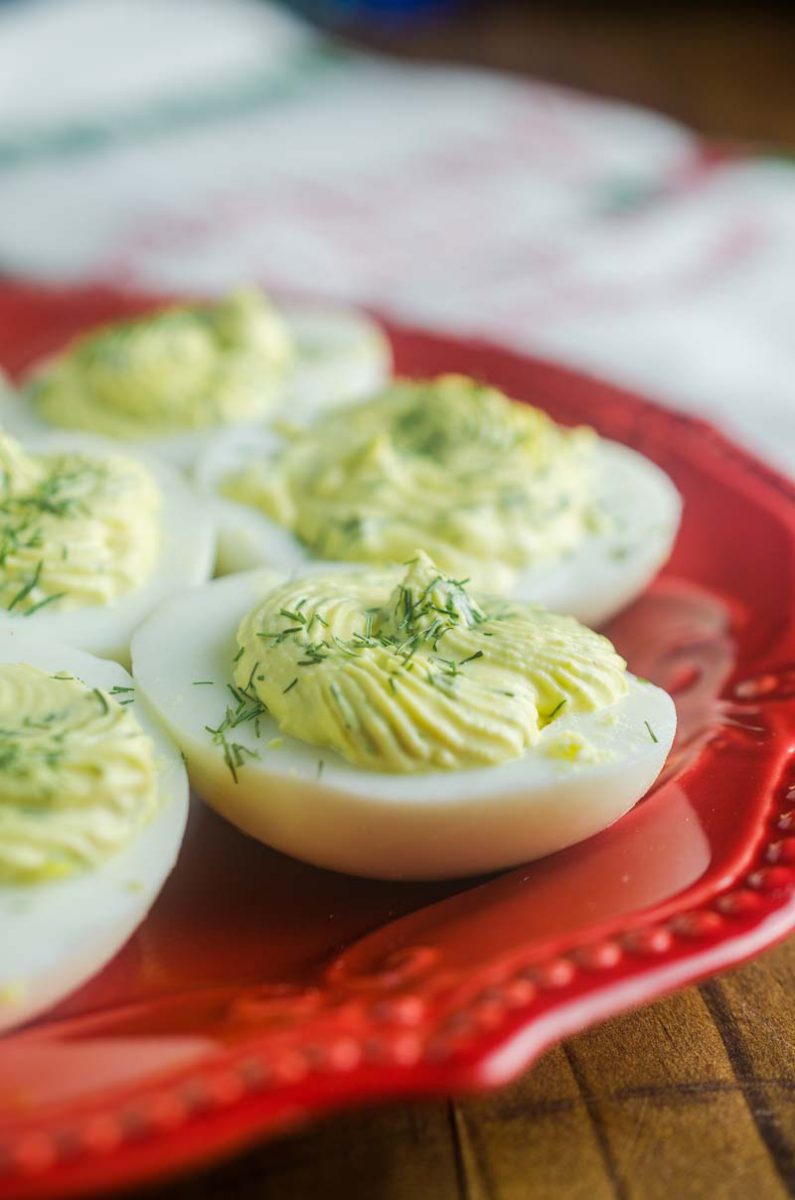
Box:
[286,0,461,31]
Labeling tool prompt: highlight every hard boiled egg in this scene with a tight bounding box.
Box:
[132,568,676,881]
[195,425,682,627]
[0,429,215,663]
[0,633,188,1033]
[0,300,391,470]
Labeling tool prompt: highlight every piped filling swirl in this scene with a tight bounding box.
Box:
[233,552,628,774]
[29,288,292,437]
[223,374,597,592]
[0,432,160,613]
[0,664,158,883]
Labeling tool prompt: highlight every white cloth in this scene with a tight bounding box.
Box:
[1,0,793,473]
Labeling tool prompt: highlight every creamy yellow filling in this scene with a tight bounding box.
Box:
[232,552,628,774]
[29,288,292,438]
[224,374,597,592]
[0,432,160,613]
[0,665,159,883]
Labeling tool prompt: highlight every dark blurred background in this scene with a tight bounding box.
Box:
[292,0,795,147]
[1,0,793,146]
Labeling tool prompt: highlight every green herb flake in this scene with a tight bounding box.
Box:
[279,607,307,626]
[25,591,66,616]
[7,560,43,612]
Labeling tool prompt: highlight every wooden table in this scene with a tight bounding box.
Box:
[143,6,795,1197]
[145,941,795,1199]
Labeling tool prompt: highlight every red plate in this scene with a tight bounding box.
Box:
[0,281,794,1199]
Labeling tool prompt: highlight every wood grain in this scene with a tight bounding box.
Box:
[141,942,794,1200]
[125,6,794,1197]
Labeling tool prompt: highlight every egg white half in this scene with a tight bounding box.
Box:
[0,633,189,1033]
[283,304,391,418]
[194,429,682,627]
[0,306,391,470]
[132,570,676,881]
[0,431,216,664]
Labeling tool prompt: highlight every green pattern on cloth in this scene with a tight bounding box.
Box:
[0,46,347,171]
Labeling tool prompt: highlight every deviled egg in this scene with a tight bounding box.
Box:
[196,375,681,626]
[0,428,214,662]
[132,553,676,880]
[0,289,391,468]
[0,633,188,1032]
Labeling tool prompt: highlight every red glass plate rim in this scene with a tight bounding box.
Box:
[0,281,794,1198]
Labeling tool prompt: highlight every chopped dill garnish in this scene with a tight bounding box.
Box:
[192,680,214,686]
[297,642,328,666]
[399,585,414,628]
[459,650,484,666]
[93,688,109,715]
[0,455,122,613]
[279,607,307,626]
[547,698,567,721]
[25,591,65,616]
[7,560,43,611]
[283,677,298,694]
[205,674,269,783]
[644,720,659,743]
[232,645,245,663]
